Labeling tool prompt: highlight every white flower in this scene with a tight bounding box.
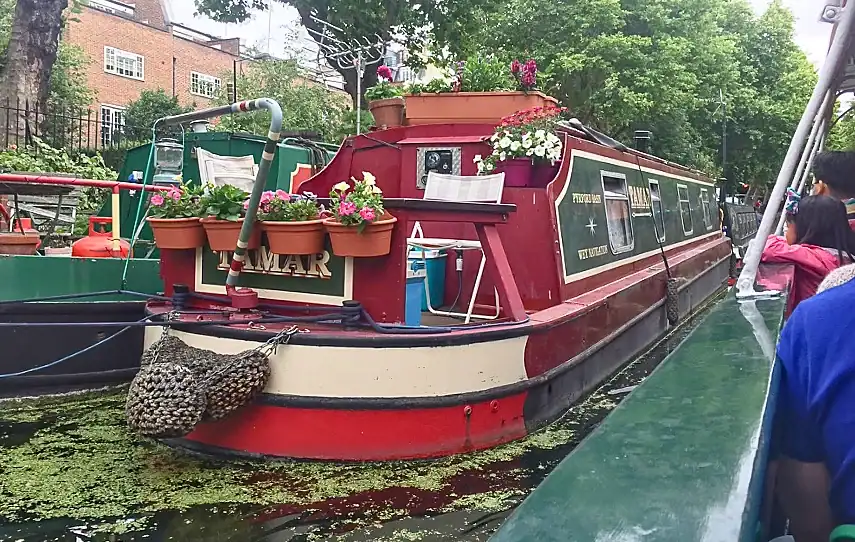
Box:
[523,138,533,149]
[510,141,521,152]
[547,133,560,143]
[333,181,350,192]
[362,171,376,185]
[499,152,507,162]
[526,148,534,156]
[499,137,512,149]
[535,129,546,139]
[372,185,383,194]
[491,133,499,142]
[473,154,482,164]
[534,146,546,157]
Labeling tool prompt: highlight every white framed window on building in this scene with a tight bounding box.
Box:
[191,72,221,99]
[649,179,666,242]
[700,188,713,230]
[601,171,634,253]
[104,46,144,80]
[677,184,694,236]
[100,105,125,147]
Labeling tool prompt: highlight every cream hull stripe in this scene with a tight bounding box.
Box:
[143,328,529,399]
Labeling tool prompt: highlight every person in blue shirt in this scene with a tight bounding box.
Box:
[775,277,855,541]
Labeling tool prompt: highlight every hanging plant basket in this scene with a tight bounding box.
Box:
[200,218,261,252]
[260,219,326,255]
[147,217,204,250]
[324,215,397,257]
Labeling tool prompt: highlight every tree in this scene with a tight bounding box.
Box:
[194,0,494,108]
[0,0,68,111]
[212,58,352,143]
[124,89,194,142]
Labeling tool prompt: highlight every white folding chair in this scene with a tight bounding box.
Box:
[407,172,505,323]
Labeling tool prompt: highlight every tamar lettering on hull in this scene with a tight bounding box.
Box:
[577,245,609,260]
[572,193,602,204]
[217,247,333,279]
[629,185,652,215]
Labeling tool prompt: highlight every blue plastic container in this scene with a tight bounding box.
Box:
[405,259,427,327]
[408,249,447,310]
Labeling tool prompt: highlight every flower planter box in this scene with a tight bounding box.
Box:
[260,219,326,255]
[148,217,205,250]
[368,97,405,129]
[200,218,261,252]
[0,232,41,255]
[496,158,562,188]
[324,215,397,257]
[404,91,558,126]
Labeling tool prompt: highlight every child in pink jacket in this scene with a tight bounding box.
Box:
[761,191,855,314]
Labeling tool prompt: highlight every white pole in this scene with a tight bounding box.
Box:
[736,6,855,298]
[356,52,364,135]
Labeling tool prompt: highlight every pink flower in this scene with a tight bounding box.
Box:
[260,191,274,205]
[150,194,164,206]
[510,60,521,75]
[339,201,356,216]
[243,199,250,210]
[167,187,181,201]
[377,65,393,81]
[275,190,291,202]
[359,207,376,221]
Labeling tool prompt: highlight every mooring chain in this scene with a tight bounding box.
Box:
[146,311,178,366]
[199,326,307,387]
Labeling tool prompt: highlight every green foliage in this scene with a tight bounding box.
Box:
[257,190,321,221]
[459,56,513,92]
[124,89,194,142]
[406,78,454,95]
[461,0,816,189]
[365,81,403,102]
[827,105,855,151]
[46,43,95,112]
[329,172,385,230]
[200,183,248,221]
[328,109,374,143]
[148,184,203,219]
[212,59,349,143]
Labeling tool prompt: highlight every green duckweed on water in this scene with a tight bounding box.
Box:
[0,302,710,540]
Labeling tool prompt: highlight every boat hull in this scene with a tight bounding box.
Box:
[154,239,730,461]
[0,301,147,396]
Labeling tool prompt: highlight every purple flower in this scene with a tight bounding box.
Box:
[510,60,521,75]
[377,65,393,81]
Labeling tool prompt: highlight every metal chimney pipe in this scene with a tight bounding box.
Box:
[634,130,652,154]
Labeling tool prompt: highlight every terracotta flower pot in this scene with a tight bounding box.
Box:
[147,217,204,250]
[368,97,405,129]
[324,215,397,257]
[200,217,261,252]
[261,219,326,255]
[404,91,558,126]
[0,231,40,255]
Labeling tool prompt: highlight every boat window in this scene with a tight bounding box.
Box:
[601,172,634,253]
[677,184,693,235]
[649,180,665,242]
[700,188,712,230]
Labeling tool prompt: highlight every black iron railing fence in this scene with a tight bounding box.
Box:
[0,98,145,153]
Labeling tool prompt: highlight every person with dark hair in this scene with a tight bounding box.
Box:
[812,150,855,224]
[761,191,855,314]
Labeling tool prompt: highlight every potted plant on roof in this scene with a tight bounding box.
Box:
[324,171,397,257]
[199,183,261,252]
[147,183,205,250]
[257,189,326,255]
[403,56,558,126]
[366,65,405,129]
[474,104,566,188]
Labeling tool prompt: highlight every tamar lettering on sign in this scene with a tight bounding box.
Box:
[577,245,609,260]
[629,185,651,212]
[217,247,332,279]
[572,193,602,204]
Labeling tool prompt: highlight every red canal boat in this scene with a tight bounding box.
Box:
[142,102,731,462]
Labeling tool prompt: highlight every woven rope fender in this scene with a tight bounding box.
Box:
[194,349,271,421]
[125,363,206,438]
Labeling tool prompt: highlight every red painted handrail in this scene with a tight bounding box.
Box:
[0,173,169,192]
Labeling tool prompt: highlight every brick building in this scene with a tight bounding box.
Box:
[63,0,240,144]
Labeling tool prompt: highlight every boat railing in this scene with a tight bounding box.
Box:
[0,173,170,254]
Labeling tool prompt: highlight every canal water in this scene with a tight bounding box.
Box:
[0,299,717,542]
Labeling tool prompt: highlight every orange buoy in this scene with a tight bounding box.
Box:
[72,217,131,258]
